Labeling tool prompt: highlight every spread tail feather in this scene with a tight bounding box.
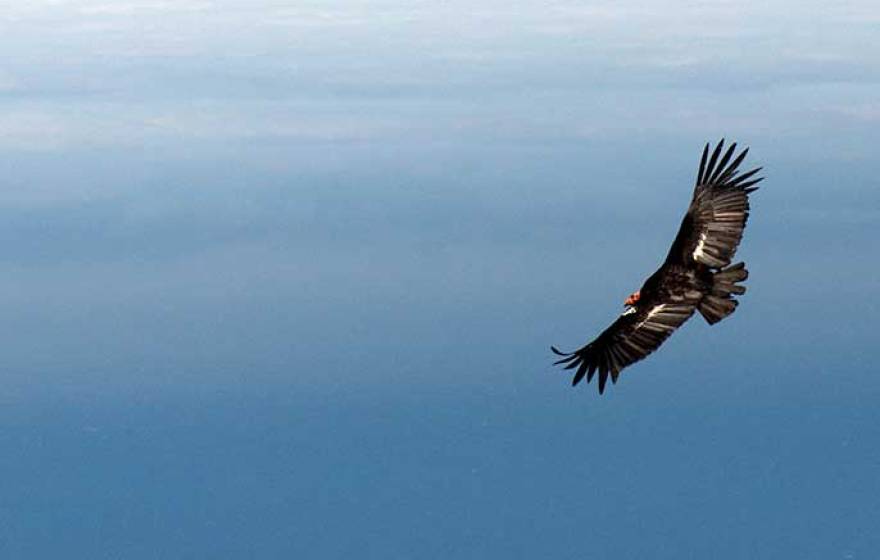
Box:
[699,262,748,325]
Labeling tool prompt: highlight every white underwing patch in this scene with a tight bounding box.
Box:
[693,231,708,261]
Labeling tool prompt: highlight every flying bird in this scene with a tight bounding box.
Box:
[552,139,763,394]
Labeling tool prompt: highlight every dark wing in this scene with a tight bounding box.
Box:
[665,139,763,268]
[552,301,696,394]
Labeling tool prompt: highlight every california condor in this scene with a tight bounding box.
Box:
[552,140,762,394]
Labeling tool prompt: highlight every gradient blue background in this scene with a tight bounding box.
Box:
[1,2,878,558]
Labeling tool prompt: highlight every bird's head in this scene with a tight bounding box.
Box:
[624,290,641,306]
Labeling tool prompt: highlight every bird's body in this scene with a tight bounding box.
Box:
[552,140,762,394]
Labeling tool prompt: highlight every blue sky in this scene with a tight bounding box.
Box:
[1,1,879,558]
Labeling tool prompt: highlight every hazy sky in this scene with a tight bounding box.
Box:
[1,2,879,558]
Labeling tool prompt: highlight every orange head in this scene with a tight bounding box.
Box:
[624,290,641,306]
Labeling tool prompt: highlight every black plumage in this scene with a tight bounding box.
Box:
[552,140,763,394]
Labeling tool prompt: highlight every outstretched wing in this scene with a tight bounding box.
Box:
[666,140,763,268]
[552,302,696,394]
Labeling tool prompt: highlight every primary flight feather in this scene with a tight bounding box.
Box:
[552,139,763,394]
